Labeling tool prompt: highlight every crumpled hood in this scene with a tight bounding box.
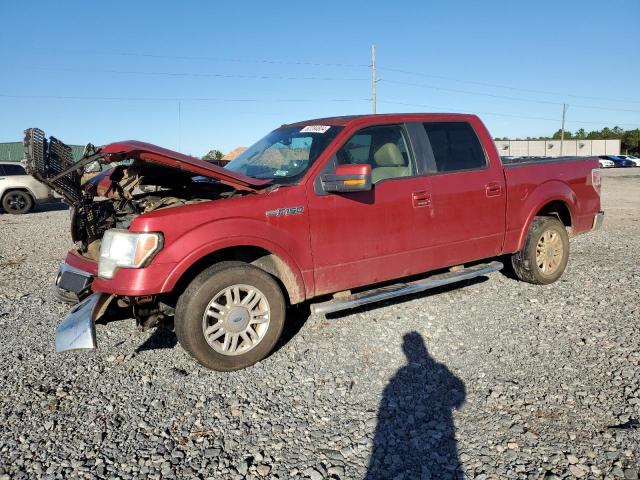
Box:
[99,140,271,191]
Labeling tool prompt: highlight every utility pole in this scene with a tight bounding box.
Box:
[178,100,182,151]
[371,44,377,114]
[560,103,567,156]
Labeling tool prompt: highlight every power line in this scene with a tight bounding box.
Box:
[20,64,638,113]
[380,79,640,114]
[0,93,371,103]
[1,90,635,128]
[63,49,369,68]
[23,65,368,82]
[378,100,640,128]
[378,66,640,104]
[31,48,640,104]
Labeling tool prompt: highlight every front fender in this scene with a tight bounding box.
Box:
[156,217,310,302]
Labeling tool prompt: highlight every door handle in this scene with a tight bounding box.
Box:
[485,182,502,197]
[412,191,431,207]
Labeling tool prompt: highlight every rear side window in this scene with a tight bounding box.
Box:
[422,122,486,172]
[2,164,27,175]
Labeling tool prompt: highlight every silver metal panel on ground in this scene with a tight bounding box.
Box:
[55,293,102,352]
[593,211,605,230]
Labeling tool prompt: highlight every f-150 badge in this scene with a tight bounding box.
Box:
[265,206,304,217]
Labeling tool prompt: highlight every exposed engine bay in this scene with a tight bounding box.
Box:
[23,128,250,260]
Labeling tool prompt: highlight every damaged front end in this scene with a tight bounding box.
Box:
[24,128,267,261]
[23,128,270,352]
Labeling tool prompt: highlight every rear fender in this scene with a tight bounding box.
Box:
[508,180,577,253]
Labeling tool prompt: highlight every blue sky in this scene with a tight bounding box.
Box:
[1,0,638,156]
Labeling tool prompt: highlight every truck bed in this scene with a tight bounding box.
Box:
[502,156,598,167]
[502,155,600,253]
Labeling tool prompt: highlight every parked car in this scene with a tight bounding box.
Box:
[598,155,636,168]
[598,158,615,168]
[616,155,640,167]
[0,161,53,214]
[25,114,603,371]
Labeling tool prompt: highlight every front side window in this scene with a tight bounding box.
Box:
[336,124,414,184]
[2,164,27,176]
[422,122,486,172]
[226,126,342,184]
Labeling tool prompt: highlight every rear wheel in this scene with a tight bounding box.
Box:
[175,261,286,371]
[2,190,33,214]
[511,216,569,285]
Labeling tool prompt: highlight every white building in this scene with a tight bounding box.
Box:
[494,139,620,157]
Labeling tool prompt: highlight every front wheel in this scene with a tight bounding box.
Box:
[175,261,286,371]
[511,216,570,285]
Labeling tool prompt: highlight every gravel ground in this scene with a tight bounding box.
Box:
[0,169,638,479]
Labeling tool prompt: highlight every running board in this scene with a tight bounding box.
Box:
[310,261,503,316]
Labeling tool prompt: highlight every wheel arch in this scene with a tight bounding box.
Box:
[1,187,36,202]
[165,243,306,305]
[512,180,577,253]
[536,199,573,228]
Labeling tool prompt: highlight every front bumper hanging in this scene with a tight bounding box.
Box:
[55,293,112,352]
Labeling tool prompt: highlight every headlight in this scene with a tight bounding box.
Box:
[98,229,163,279]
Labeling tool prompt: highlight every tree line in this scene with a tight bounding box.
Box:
[495,127,640,154]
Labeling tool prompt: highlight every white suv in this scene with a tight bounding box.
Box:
[0,161,53,214]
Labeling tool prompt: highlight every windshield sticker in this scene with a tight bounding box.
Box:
[300,125,331,134]
[273,170,288,176]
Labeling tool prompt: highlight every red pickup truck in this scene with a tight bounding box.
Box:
[24,114,603,371]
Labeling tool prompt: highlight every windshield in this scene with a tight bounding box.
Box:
[225,125,342,184]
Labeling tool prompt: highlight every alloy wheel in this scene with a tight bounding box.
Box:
[5,193,27,212]
[202,284,271,356]
[535,229,564,275]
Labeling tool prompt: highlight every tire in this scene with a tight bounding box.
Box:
[175,261,286,371]
[511,216,569,285]
[2,190,33,214]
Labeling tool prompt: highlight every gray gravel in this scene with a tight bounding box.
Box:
[0,169,638,479]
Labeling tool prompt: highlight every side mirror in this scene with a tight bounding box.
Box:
[321,164,372,193]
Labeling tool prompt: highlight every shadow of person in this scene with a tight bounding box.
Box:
[366,332,466,480]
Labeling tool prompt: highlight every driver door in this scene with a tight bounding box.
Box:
[306,124,432,296]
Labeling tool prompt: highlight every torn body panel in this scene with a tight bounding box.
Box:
[24,128,269,260]
[54,293,113,352]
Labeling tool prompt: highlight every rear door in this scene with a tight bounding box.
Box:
[419,121,506,266]
[307,123,433,295]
